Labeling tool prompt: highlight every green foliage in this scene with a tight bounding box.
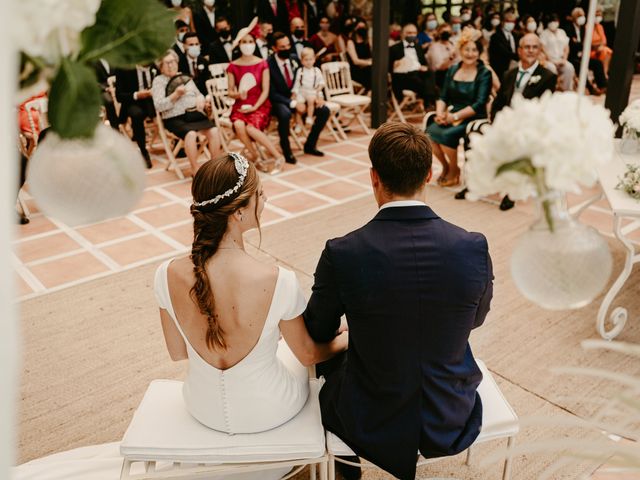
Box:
[48,59,102,139]
[78,0,176,68]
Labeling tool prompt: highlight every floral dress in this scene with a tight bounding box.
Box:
[228,60,271,131]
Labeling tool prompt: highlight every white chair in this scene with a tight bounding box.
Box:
[120,379,328,479]
[389,81,424,123]
[205,64,235,153]
[321,62,371,135]
[326,360,519,480]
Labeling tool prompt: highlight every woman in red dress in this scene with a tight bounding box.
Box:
[227,32,282,169]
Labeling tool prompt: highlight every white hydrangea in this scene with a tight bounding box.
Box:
[466,91,615,200]
[619,99,640,132]
[14,0,102,61]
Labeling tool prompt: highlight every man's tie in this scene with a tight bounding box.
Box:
[271,0,277,15]
[191,60,197,77]
[284,62,293,89]
[516,69,527,88]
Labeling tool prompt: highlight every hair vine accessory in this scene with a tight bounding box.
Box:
[193,153,250,207]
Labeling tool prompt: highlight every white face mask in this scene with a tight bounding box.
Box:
[240,43,255,56]
[548,21,559,31]
[204,0,215,6]
[576,16,586,26]
[595,15,603,23]
[177,31,186,42]
[460,13,471,22]
[491,18,501,27]
[526,22,536,32]
[187,45,201,58]
[503,22,515,32]
[171,0,182,7]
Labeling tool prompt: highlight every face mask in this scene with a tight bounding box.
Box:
[240,43,255,56]
[405,35,417,44]
[526,22,536,32]
[427,20,438,30]
[219,29,231,39]
[266,32,274,45]
[460,13,471,22]
[187,45,201,58]
[204,0,215,6]
[503,22,515,32]
[576,16,586,26]
[293,28,305,38]
[440,31,451,41]
[452,24,461,33]
[171,0,182,7]
[548,21,559,31]
[356,27,367,37]
[177,32,186,42]
[595,16,603,23]
[277,48,291,59]
[491,18,501,27]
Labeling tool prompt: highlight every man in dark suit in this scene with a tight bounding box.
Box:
[94,59,119,131]
[304,122,493,480]
[300,0,322,36]
[192,0,230,48]
[256,0,290,34]
[564,6,607,94]
[255,20,274,59]
[268,32,330,164]
[183,32,211,95]
[488,12,519,81]
[172,19,191,75]
[389,23,436,106]
[114,65,157,168]
[289,17,314,61]
[207,16,236,64]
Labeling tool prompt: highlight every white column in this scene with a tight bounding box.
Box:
[1,2,20,477]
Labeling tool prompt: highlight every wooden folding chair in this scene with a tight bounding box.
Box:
[321,62,370,135]
[205,63,235,152]
[155,114,211,179]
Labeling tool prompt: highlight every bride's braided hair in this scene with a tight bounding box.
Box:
[190,155,260,350]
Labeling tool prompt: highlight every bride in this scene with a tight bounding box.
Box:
[154,153,347,452]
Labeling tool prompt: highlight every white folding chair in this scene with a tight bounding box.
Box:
[388,74,424,123]
[119,342,328,480]
[326,360,519,480]
[205,63,235,152]
[156,113,212,179]
[321,61,371,135]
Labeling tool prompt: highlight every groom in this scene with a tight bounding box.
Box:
[303,122,493,480]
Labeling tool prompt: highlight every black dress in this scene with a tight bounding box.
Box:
[348,40,372,91]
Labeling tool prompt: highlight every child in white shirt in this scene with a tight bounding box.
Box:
[292,48,325,130]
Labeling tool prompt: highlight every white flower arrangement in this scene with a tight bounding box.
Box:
[616,164,640,200]
[466,91,615,228]
[619,99,640,134]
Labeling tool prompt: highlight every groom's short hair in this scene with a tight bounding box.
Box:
[369,122,432,195]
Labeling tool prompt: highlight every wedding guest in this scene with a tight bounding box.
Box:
[208,16,236,64]
[460,6,472,26]
[268,32,330,164]
[255,20,274,60]
[450,15,463,44]
[426,31,491,187]
[193,0,229,47]
[426,24,459,89]
[590,8,612,77]
[290,17,313,61]
[302,0,322,36]
[540,14,575,91]
[346,18,372,91]
[256,0,290,34]
[389,23,436,107]
[565,7,607,95]
[155,154,347,480]
[310,16,341,63]
[326,0,345,22]
[417,11,438,51]
[152,50,222,174]
[292,47,326,129]
[166,0,195,32]
[115,65,157,168]
[227,29,283,170]
[337,16,357,53]
[94,59,119,131]
[482,12,502,47]
[183,32,210,95]
[172,19,192,74]
[489,11,519,81]
[304,122,493,480]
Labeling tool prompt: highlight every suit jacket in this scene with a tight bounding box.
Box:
[172,43,190,76]
[564,22,585,64]
[388,40,428,73]
[207,39,236,64]
[300,0,322,36]
[491,63,557,119]
[185,54,211,95]
[267,54,301,106]
[114,66,157,121]
[290,36,314,62]
[488,29,519,81]
[192,4,229,47]
[304,205,493,480]
[256,0,290,33]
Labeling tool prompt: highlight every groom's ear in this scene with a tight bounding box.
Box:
[425,168,432,185]
[370,168,380,189]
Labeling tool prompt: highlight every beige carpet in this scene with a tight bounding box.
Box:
[17,185,640,478]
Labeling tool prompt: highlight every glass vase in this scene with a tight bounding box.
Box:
[510,191,612,310]
[620,125,640,155]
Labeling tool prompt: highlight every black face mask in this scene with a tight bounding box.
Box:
[405,35,417,43]
[219,29,231,40]
[277,48,291,59]
[293,28,305,38]
[440,31,451,41]
[356,27,367,37]
[266,32,274,45]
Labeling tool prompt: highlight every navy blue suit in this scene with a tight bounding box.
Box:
[267,54,329,156]
[304,205,493,479]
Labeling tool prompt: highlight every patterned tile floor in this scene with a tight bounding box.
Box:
[13,77,640,301]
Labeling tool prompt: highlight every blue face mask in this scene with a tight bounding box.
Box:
[427,20,438,30]
[187,45,201,58]
[452,24,461,33]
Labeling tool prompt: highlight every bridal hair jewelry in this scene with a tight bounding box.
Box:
[193,153,250,207]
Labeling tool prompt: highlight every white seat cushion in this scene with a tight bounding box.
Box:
[329,94,371,107]
[121,379,325,463]
[325,101,340,113]
[327,359,518,456]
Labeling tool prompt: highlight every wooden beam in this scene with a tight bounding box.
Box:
[372,0,390,128]
[604,0,640,127]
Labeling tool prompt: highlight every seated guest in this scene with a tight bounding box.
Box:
[290,17,313,61]
[268,32,330,164]
[172,19,191,75]
[193,0,228,48]
[540,14,575,91]
[255,20,274,59]
[450,15,463,44]
[459,6,472,26]
[304,122,493,480]
[346,18,373,91]
[151,50,222,174]
[166,0,194,32]
[115,64,158,168]
[417,11,438,51]
[426,32,491,187]
[156,154,347,480]
[389,23,436,106]
[591,8,612,76]
[183,32,210,95]
[227,28,283,170]
[426,23,459,89]
[489,11,519,81]
[208,16,236,64]
[482,12,502,48]
[94,59,119,131]
[292,47,326,129]
[337,16,357,53]
[310,16,341,63]
[565,7,607,95]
